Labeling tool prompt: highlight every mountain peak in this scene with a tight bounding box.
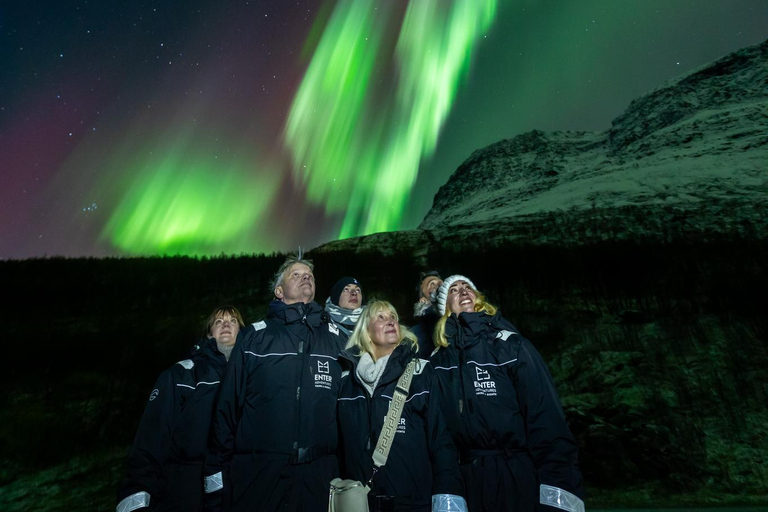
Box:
[418,39,768,244]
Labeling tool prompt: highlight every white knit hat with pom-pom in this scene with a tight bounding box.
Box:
[436,275,477,315]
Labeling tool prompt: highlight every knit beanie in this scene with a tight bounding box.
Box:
[329,277,361,306]
[436,275,477,315]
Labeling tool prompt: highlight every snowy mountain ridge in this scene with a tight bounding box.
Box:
[314,39,767,255]
[420,39,767,234]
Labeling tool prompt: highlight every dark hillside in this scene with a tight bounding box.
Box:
[1,237,767,509]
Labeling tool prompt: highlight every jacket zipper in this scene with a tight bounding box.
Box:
[457,323,477,442]
[293,309,310,451]
[365,391,373,452]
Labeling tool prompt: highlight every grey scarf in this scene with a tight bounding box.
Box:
[413,289,439,318]
[217,343,234,361]
[356,352,390,396]
[413,300,434,318]
[325,297,363,335]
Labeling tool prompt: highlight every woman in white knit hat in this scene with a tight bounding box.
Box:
[431,275,585,512]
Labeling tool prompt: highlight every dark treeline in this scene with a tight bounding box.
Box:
[1,237,767,509]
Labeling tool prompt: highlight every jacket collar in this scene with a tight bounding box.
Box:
[340,343,415,389]
[192,337,228,365]
[267,300,325,326]
[444,311,503,349]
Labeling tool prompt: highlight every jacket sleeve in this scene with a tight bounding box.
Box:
[116,368,178,511]
[203,328,250,501]
[424,365,465,497]
[513,338,585,512]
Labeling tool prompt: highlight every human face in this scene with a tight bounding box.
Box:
[446,280,477,315]
[209,313,240,347]
[276,263,315,304]
[338,284,362,309]
[368,308,400,360]
[420,276,443,302]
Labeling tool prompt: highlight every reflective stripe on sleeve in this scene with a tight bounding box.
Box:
[432,494,468,512]
[204,472,224,493]
[116,491,150,512]
[539,484,585,512]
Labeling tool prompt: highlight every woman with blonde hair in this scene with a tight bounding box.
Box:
[431,276,585,512]
[337,300,467,512]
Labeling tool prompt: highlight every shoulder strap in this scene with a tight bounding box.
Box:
[372,359,416,468]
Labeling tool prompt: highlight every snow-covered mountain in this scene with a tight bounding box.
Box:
[419,38,767,244]
[315,39,767,254]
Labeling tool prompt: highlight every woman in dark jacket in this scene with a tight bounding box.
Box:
[337,300,467,512]
[431,276,585,512]
[116,306,244,512]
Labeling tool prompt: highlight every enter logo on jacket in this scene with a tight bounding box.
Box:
[474,367,497,396]
[383,415,407,435]
[314,360,333,389]
[149,389,159,401]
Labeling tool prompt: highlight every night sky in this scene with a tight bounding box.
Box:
[2,0,766,259]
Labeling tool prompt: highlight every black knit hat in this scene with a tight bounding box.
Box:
[329,277,361,306]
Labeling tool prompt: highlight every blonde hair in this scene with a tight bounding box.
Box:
[347,300,418,360]
[433,289,497,349]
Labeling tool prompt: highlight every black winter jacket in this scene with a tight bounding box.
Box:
[411,309,441,360]
[337,344,464,511]
[117,337,228,512]
[431,311,584,512]
[204,300,346,512]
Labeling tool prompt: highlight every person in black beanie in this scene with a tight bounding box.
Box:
[411,271,442,359]
[324,276,363,338]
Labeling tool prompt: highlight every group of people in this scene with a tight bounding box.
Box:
[117,256,584,512]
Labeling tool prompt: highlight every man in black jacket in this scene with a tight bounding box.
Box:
[116,306,244,512]
[204,256,345,512]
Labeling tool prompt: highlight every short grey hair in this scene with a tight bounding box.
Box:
[271,255,315,296]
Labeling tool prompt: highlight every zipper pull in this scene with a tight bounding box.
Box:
[296,386,301,400]
[298,341,304,354]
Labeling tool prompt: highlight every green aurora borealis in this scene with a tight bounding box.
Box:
[104,149,279,255]
[285,0,496,239]
[103,0,497,254]
[50,0,497,256]
[2,0,766,258]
